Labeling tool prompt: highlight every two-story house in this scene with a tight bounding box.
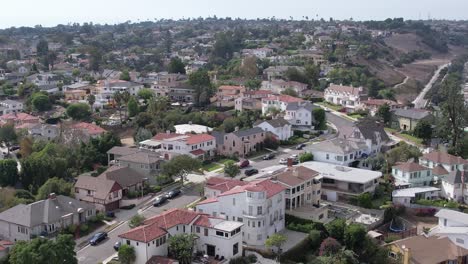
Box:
[254,118,293,141]
[284,102,317,129]
[212,128,266,158]
[118,209,243,264]
[0,113,40,127]
[261,80,308,97]
[428,209,468,250]
[0,194,95,241]
[0,100,23,115]
[344,118,391,155]
[419,151,468,173]
[440,170,468,202]
[305,138,368,166]
[139,132,216,160]
[216,85,246,107]
[114,151,165,181]
[361,99,401,116]
[74,175,123,212]
[392,108,433,131]
[391,161,433,187]
[324,84,366,113]
[261,95,304,115]
[196,179,286,246]
[234,90,272,112]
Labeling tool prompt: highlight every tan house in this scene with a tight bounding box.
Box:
[212,127,266,157]
[216,85,246,107]
[64,89,87,102]
[74,176,123,212]
[392,108,433,131]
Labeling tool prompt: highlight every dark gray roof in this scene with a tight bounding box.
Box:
[98,166,146,188]
[355,118,390,144]
[393,109,432,120]
[232,127,264,138]
[285,102,317,112]
[117,152,163,164]
[0,195,94,227]
[444,170,468,185]
[107,146,140,156]
[254,118,290,128]
[211,131,226,145]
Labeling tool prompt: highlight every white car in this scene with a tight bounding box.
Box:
[279,158,288,165]
[289,154,299,159]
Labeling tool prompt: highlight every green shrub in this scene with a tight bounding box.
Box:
[80,224,89,233]
[246,254,257,263]
[151,185,162,193]
[384,234,401,243]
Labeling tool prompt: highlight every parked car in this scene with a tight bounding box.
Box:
[279,158,288,165]
[153,195,168,206]
[245,168,259,176]
[296,144,306,150]
[279,158,298,165]
[164,189,181,199]
[289,154,299,159]
[239,160,250,168]
[89,232,107,246]
[106,211,115,218]
[262,153,275,160]
[113,241,121,251]
[8,146,20,152]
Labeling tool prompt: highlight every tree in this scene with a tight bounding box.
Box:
[308,230,322,249]
[223,117,238,133]
[265,233,287,262]
[168,57,186,74]
[128,214,146,228]
[127,96,139,118]
[313,108,327,130]
[161,155,202,185]
[281,87,298,97]
[113,91,125,125]
[319,237,342,256]
[134,128,153,142]
[299,152,314,163]
[305,64,321,87]
[355,192,373,209]
[118,244,136,264]
[66,103,92,120]
[9,234,77,264]
[240,56,258,79]
[120,70,131,81]
[31,93,51,112]
[224,161,240,177]
[0,124,17,154]
[36,177,73,200]
[325,218,346,242]
[316,248,358,264]
[344,223,367,252]
[413,120,432,144]
[244,79,262,90]
[378,89,396,100]
[168,234,196,264]
[263,134,279,150]
[376,103,391,125]
[440,73,467,147]
[87,94,96,110]
[189,70,213,106]
[137,88,155,102]
[0,159,18,187]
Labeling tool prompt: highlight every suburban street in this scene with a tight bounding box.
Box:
[76,185,201,264]
[413,63,450,109]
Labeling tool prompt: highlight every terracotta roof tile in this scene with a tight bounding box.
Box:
[274,166,320,187]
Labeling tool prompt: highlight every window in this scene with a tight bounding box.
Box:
[183,226,185,233]
[257,234,262,241]
[216,231,224,237]
[326,154,329,160]
[444,219,447,226]
[233,243,239,255]
[258,221,261,227]
[233,198,236,206]
[238,217,243,222]
[456,238,464,244]
[257,206,262,215]
[204,228,208,236]
[247,192,253,198]
[249,206,253,215]
[126,240,130,245]
[252,221,256,227]
[196,227,200,233]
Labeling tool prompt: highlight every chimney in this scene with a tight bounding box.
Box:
[48,193,56,200]
[293,168,299,177]
[287,158,293,168]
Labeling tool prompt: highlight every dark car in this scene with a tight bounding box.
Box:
[245,168,259,176]
[296,143,306,150]
[164,189,181,199]
[89,232,107,246]
[106,211,115,218]
[239,160,250,168]
[8,145,20,152]
[113,241,121,251]
[153,195,168,206]
[262,153,275,160]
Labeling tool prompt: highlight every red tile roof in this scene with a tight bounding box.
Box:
[219,85,244,91]
[185,134,215,145]
[146,256,178,264]
[326,84,364,96]
[218,179,286,198]
[197,197,219,205]
[0,113,39,123]
[152,133,214,145]
[190,149,205,156]
[393,162,428,172]
[72,122,106,135]
[363,99,399,107]
[422,151,468,165]
[206,177,246,193]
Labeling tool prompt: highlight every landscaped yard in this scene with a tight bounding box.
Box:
[384,128,423,146]
[218,158,237,165]
[317,101,343,111]
[202,162,223,172]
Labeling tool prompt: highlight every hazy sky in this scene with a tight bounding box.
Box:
[1,0,467,29]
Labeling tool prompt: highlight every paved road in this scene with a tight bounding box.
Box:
[325,112,354,137]
[413,63,449,109]
[76,185,201,264]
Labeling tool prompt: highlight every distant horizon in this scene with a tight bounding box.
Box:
[0,0,467,30]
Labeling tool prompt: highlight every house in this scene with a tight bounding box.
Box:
[344,118,391,155]
[74,175,123,212]
[305,138,368,166]
[174,123,213,134]
[95,80,143,97]
[254,118,293,141]
[324,84,366,113]
[151,81,194,103]
[392,108,433,131]
[0,100,23,115]
[391,187,440,207]
[114,151,165,181]
[234,90,272,112]
[139,132,216,160]
[361,99,401,116]
[391,162,433,187]
[284,102,318,129]
[64,89,87,102]
[263,66,304,81]
[0,194,95,241]
[196,179,286,246]
[71,122,106,139]
[440,170,468,202]
[261,95,304,115]
[118,209,243,264]
[388,235,468,264]
[242,48,273,58]
[216,85,246,107]
[107,146,141,164]
[22,123,59,141]
[0,113,40,127]
[302,161,382,201]
[261,80,308,96]
[212,127,266,158]
[63,82,93,92]
[429,209,468,250]
[97,166,147,196]
[419,150,468,173]
[204,177,247,198]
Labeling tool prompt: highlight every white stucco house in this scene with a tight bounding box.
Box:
[284,102,317,129]
[261,95,304,115]
[429,209,468,250]
[440,170,468,202]
[254,118,293,141]
[391,161,433,188]
[305,138,368,166]
[324,84,366,113]
[196,179,286,246]
[118,209,243,264]
[392,187,440,207]
[0,100,23,115]
[419,151,468,173]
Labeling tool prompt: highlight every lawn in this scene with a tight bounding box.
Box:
[347,113,364,119]
[219,158,237,165]
[317,101,342,111]
[384,128,423,146]
[202,162,223,172]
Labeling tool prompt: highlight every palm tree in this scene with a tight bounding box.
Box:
[113,91,124,126]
